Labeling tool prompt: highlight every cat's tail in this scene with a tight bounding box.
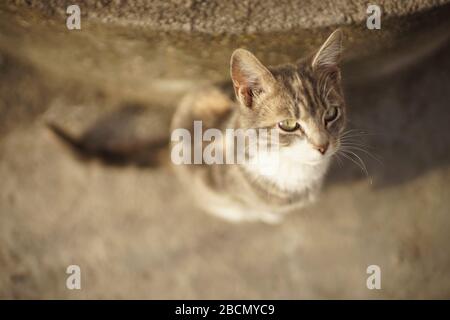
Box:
[47,122,84,153]
[47,122,170,168]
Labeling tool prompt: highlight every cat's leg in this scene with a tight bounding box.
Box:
[258,211,282,224]
[206,205,250,223]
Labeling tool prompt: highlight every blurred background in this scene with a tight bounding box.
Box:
[0,0,450,299]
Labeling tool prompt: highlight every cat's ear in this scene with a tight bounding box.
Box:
[230,49,275,108]
[311,29,343,69]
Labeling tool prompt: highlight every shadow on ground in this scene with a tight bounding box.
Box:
[328,39,450,190]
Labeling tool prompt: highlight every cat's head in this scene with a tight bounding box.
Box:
[230,29,346,166]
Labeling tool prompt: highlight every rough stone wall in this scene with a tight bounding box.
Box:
[8,0,450,34]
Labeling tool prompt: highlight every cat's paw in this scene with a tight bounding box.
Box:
[258,211,283,225]
[206,205,282,225]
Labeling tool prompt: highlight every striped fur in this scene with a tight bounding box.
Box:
[171,29,346,223]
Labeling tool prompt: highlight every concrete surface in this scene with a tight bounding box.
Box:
[8,0,450,34]
[0,1,450,299]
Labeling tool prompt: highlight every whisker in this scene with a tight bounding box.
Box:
[338,150,373,184]
[339,133,372,140]
[339,140,373,148]
[340,146,383,164]
[340,150,373,184]
[341,130,385,138]
[338,152,367,176]
[333,152,344,168]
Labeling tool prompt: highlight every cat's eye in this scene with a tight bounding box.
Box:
[278,119,300,132]
[324,106,339,123]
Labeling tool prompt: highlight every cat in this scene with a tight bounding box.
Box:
[170,29,346,223]
[49,29,346,224]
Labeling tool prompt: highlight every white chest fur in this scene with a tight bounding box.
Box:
[244,139,331,193]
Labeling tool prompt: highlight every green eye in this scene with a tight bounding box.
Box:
[324,106,339,123]
[278,119,299,132]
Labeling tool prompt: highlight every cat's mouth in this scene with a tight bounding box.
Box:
[298,147,337,166]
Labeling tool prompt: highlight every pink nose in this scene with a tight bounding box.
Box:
[315,143,329,155]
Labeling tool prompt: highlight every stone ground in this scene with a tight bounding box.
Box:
[0,2,450,299]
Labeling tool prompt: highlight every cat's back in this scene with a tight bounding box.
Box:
[171,83,235,131]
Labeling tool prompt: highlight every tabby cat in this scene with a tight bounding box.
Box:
[170,29,346,223]
[49,29,346,224]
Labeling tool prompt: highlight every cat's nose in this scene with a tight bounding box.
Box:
[315,143,329,155]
